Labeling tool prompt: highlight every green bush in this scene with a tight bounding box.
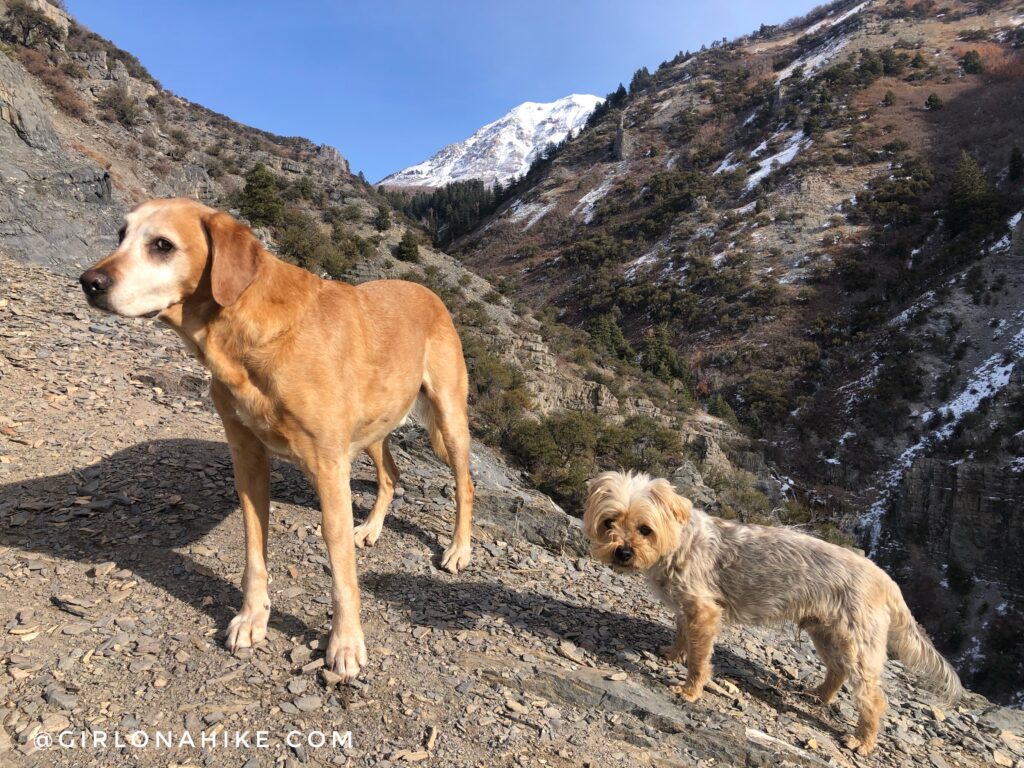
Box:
[97,83,140,127]
[239,163,283,227]
[276,207,354,278]
[959,50,984,74]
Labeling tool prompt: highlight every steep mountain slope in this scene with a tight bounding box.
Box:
[379,94,602,188]
[4,253,1022,767]
[452,0,1024,702]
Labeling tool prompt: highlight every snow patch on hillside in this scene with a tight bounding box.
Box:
[802,1,870,36]
[573,170,620,224]
[507,200,554,230]
[776,31,855,82]
[744,133,810,191]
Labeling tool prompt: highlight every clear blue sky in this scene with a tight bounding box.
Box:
[65,1,820,182]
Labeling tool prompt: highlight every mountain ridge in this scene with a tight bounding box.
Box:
[379,93,603,188]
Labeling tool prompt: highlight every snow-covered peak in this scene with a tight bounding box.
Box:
[379,94,603,188]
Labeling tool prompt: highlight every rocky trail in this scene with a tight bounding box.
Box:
[1,251,1022,767]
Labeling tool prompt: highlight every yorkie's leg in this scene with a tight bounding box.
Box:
[844,624,887,756]
[672,600,721,702]
[806,626,848,704]
[661,612,688,662]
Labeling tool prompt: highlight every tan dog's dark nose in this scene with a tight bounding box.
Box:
[614,545,634,565]
[79,269,112,300]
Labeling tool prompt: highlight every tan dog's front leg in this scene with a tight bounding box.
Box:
[672,600,721,702]
[661,612,689,663]
[314,458,368,681]
[217,402,272,653]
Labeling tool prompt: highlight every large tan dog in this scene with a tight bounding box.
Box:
[79,198,474,680]
[584,471,962,755]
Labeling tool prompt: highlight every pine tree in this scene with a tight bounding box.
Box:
[373,204,391,232]
[925,93,943,111]
[640,325,689,382]
[946,151,992,236]
[395,230,420,262]
[960,50,984,74]
[1010,146,1023,182]
[882,90,896,107]
[629,67,653,93]
[239,163,283,226]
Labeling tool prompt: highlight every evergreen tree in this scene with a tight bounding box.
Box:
[395,230,420,262]
[925,93,943,111]
[373,204,391,232]
[946,150,994,236]
[640,325,689,382]
[1010,146,1023,182]
[589,314,634,361]
[882,90,896,107]
[239,163,283,226]
[629,67,653,93]
[960,50,984,74]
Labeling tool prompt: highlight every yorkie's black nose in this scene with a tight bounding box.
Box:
[79,269,112,298]
[614,545,634,565]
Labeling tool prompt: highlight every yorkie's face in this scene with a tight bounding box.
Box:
[583,471,692,571]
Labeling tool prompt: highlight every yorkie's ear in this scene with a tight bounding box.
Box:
[649,479,692,524]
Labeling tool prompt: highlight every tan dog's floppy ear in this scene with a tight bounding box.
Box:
[203,211,261,307]
[649,478,692,524]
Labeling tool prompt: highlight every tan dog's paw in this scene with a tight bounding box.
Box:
[440,542,471,573]
[326,626,368,682]
[226,606,270,652]
[353,520,383,548]
[671,682,704,703]
[660,643,687,663]
[843,734,876,756]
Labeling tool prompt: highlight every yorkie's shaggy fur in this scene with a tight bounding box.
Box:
[583,471,962,755]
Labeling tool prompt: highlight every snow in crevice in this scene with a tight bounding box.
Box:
[572,170,620,224]
[776,30,856,83]
[802,1,870,37]
[625,242,668,281]
[889,291,936,327]
[862,323,1024,551]
[715,152,741,175]
[989,210,1023,253]
[744,132,810,191]
[507,199,553,230]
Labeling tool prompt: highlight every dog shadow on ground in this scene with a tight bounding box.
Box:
[0,438,312,641]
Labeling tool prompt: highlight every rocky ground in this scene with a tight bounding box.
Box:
[1,251,1022,767]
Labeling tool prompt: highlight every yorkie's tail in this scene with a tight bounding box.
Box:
[885,581,963,704]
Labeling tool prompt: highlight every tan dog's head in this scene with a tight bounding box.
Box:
[583,471,692,571]
[79,198,260,318]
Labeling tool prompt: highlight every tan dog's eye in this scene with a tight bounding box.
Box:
[151,237,175,255]
[117,226,126,244]
[638,525,652,536]
[603,518,615,530]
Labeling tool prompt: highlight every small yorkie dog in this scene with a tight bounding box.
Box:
[583,471,962,755]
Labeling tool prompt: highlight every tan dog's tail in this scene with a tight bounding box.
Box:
[413,393,450,465]
[885,581,963,704]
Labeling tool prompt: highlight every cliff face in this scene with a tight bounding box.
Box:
[881,370,1024,705]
